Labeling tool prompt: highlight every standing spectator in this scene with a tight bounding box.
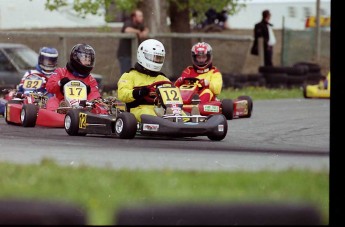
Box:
[250,9,276,66]
[117,9,149,75]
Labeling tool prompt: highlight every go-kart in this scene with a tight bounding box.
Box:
[3,73,55,127]
[63,96,138,139]
[4,78,110,128]
[134,81,228,141]
[178,77,253,120]
[64,81,228,141]
[303,72,330,99]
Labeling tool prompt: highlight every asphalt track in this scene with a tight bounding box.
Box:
[0,99,329,172]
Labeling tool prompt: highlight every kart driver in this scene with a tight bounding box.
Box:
[46,43,101,111]
[174,42,223,103]
[117,39,172,122]
[0,47,59,115]
[17,46,59,95]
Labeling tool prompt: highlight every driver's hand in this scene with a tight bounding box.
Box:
[132,86,150,99]
[59,77,71,94]
[86,85,91,95]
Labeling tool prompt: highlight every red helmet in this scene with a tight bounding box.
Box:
[191,42,212,70]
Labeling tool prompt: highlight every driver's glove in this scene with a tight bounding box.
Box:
[132,86,150,99]
[58,77,71,94]
[86,85,91,95]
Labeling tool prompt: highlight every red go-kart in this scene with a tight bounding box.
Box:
[4,77,113,128]
[178,77,253,120]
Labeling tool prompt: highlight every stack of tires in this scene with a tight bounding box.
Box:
[259,62,324,88]
[222,73,266,89]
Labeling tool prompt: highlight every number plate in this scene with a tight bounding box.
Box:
[158,87,183,105]
[23,79,43,90]
[64,82,87,100]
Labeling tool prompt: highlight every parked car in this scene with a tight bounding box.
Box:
[0,43,103,92]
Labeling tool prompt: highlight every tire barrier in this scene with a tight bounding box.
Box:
[0,199,87,225]
[115,202,322,225]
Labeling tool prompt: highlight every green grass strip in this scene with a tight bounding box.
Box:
[0,160,328,225]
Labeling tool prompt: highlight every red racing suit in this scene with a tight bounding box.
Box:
[45,67,101,111]
[174,66,223,103]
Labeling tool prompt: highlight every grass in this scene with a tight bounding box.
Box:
[101,86,304,101]
[217,87,303,100]
[0,160,328,225]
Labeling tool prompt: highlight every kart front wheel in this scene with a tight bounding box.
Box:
[64,110,87,136]
[114,112,137,139]
[21,104,38,127]
[221,99,233,120]
[207,114,228,141]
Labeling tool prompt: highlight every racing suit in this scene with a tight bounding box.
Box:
[117,63,171,122]
[174,66,223,103]
[45,67,101,111]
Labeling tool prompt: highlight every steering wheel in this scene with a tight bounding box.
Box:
[182,77,200,85]
[144,81,174,103]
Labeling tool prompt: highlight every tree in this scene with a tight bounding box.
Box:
[45,0,245,76]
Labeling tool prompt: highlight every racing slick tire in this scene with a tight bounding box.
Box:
[21,104,38,127]
[3,102,11,125]
[64,110,87,136]
[221,99,233,120]
[207,114,228,141]
[114,112,137,139]
[237,95,253,118]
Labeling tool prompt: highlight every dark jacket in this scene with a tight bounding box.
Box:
[251,20,273,55]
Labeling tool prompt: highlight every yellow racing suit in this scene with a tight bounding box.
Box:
[117,67,171,122]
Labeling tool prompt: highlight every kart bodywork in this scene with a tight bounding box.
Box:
[64,81,228,141]
[5,79,94,127]
[303,72,330,99]
[178,78,253,120]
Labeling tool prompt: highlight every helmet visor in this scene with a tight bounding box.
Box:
[76,51,94,67]
[40,56,57,72]
[144,53,165,64]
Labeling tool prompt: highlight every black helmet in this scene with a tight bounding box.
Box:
[67,43,95,78]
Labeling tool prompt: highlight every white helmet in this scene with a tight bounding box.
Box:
[137,39,165,72]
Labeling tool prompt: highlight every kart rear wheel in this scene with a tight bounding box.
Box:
[64,110,87,136]
[237,96,253,118]
[114,112,137,139]
[302,84,309,99]
[221,99,233,120]
[207,114,228,141]
[21,104,38,127]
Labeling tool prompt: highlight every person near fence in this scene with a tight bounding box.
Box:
[117,39,173,122]
[250,9,276,66]
[46,43,101,112]
[174,42,223,103]
[117,9,149,75]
